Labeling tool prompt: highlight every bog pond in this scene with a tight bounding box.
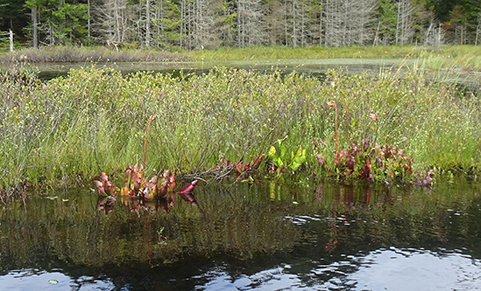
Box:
[1,59,481,290]
[1,178,481,290]
[34,58,400,80]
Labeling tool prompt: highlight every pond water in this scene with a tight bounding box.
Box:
[33,58,401,80]
[1,178,481,290]
[27,59,480,95]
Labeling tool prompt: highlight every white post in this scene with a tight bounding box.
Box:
[9,29,13,52]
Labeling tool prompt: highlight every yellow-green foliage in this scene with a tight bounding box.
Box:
[0,64,480,192]
[186,45,423,61]
[187,45,481,71]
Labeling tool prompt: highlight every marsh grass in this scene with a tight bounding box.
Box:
[0,46,191,63]
[186,45,424,61]
[2,45,481,72]
[187,45,481,71]
[1,63,480,198]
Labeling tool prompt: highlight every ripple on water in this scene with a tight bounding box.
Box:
[0,270,115,291]
[284,214,325,226]
[349,248,481,291]
[196,248,481,290]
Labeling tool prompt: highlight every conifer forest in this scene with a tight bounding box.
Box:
[1,0,480,50]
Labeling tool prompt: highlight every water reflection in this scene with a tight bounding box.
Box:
[0,269,114,291]
[96,196,116,214]
[196,248,481,290]
[0,179,481,290]
[32,59,400,81]
[350,248,481,291]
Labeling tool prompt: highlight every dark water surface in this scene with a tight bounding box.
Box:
[33,59,400,81]
[30,59,481,96]
[1,179,481,290]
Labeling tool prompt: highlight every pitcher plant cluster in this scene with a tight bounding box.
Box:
[314,103,418,184]
[94,116,199,213]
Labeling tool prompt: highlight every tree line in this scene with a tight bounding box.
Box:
[1,0,480,50]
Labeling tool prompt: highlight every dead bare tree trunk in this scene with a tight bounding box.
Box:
[373,21,380,47]
[236,0,266,47]
[321,0,376,47]
[146,0,151,47]
[88,0,91,39]
[96,0,131,45]
[396,0,414,45]
[32,7,38,49]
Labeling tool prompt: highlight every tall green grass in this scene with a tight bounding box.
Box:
[1,62,480,196]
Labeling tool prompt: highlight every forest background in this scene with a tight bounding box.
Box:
[0,0,480,51]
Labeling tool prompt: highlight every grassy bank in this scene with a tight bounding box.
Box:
[1,61,480,198]
[0,45,191,63]
[187,45,421,60]
[186,45,481,71]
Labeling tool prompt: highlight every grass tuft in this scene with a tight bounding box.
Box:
[0,46,192,63]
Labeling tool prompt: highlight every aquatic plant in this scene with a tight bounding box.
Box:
[267,140,307,175]
[318,138,414,183]
[93,172,117,196]
[327,101,339,154]
[314,108,418,183]
[0,64,480,200]
[93,116,200,212]
[185,45,481,71]
[185,45,424,62]
[94,164,199,213]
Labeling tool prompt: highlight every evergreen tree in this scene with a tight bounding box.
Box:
[5,0,481,49]
[376,0,397,45]
[154,0,183,48]
[0,0,29,39]
[25,0,89,46]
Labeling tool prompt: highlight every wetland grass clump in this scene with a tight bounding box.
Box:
[1,64,480,200]
[186,45,425,61]
[187,45,481,71]
[0,46,191,63]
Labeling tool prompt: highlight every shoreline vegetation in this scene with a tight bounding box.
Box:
[1,45,481,201]
[0,45,481,71]
[0,46,192,63]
